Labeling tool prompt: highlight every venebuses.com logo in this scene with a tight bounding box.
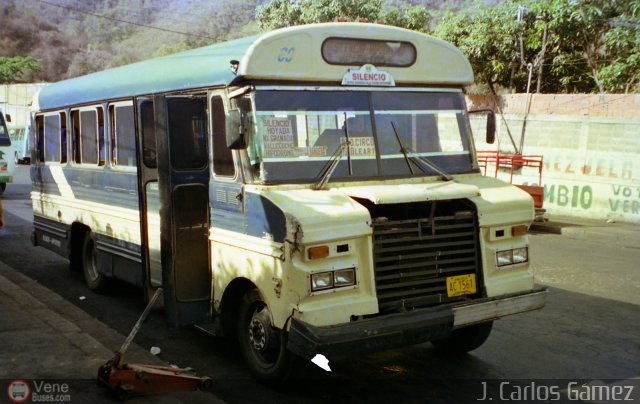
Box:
[6,380,71,403]
[7,380,30,403]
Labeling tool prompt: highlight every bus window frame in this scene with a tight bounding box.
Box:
[71,105,106,169]
[209,91,238,182]
[42,111,63,165]
[108,100,137,172]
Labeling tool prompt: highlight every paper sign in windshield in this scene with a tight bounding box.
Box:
[344,136,376,156]
[261,117,294,157]
[261,117,326,158]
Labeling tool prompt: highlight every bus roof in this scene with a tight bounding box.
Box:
[38,23,474,111]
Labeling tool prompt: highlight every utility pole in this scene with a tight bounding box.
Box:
[517,6,549,153]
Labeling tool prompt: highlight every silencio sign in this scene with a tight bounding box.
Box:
[341,64,395,86]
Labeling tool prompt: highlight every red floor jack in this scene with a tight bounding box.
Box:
[97,288,213,400]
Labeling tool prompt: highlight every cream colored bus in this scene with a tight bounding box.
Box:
[31,22,546,380]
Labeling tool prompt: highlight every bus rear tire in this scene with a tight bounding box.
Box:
[237,289,293,381]
[431,321,493,353]
[82,231,108,292]
[0,183,6,193]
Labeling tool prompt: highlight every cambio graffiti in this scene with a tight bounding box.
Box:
[544,184,593,209]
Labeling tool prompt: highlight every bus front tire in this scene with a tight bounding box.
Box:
[431,321,493,353]
[237,289,293,381]
[82,231,108,292]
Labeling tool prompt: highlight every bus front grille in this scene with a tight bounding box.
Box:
[372,207,481,313]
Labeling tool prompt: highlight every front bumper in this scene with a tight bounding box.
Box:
[287,288,547,360]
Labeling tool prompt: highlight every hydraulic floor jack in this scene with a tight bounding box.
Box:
[97,288,213,400]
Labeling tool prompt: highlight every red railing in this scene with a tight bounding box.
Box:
[477,150,544,208]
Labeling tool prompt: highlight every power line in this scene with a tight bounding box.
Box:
[31,0,217,41]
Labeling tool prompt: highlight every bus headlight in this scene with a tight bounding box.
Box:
[512,247,528,264]
[311,272,333,291]
[496,247,528,268]
[334,269,355,287]
[311,268,356,292]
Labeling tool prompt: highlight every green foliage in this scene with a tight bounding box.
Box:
[381,4,431,32]
[434,0,640,93]
[0,56,40,83]
[3,0,638,93]
[256,0,431,32]
[434,5,522,89]
[600,0,640,92]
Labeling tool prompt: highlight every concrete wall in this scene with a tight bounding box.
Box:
[468,94,640,224]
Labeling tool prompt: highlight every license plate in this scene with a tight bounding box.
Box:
[446,274,477,297]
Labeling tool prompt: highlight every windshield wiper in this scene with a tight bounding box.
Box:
[343,112,353,175]
[313,113,354,190]
[313,140,350,190]
[390,121,453,181]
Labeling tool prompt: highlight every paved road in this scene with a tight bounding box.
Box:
[1,166,639,403]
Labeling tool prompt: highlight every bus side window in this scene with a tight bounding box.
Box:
[110,104,136,167]
[167,97,207,170]
[80,110,99,165]
[35,115,44,163]
[140,101,157,168]
[98,108,105,166]
[211,96,234,177]
[71,111,81,164]
[60,112,67,164]
[44,114,61,162]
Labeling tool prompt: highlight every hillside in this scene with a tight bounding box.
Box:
[1,0,498,82]
[1,0,263,82]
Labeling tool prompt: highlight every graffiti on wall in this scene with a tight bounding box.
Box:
[609,185,640,214]
[543,155,634,180]
[541,182,640,215]
[544,184,593,209]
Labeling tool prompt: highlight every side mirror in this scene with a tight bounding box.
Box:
[5,114,11,123]
[486,110,496,144]
[225,108,246,149]
[468,109,496,144]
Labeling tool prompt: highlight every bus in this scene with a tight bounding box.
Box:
[0,111,14,193]
[30,22,546,380]
[9,126,31,165]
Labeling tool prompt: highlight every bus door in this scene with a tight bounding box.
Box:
[136,98,162,301]
[141,95,212,326]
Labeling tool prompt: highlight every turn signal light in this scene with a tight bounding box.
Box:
[308,245,330,260]
[512,225,529,236]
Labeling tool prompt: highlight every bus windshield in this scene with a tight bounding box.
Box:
[248,90,475,184]
[0,113,11,146]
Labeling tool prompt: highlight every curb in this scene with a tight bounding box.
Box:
[0,261,220,403]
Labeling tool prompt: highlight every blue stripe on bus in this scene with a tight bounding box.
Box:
[31,165,139,209]
[33,165,287,243]
[210,188,286,243]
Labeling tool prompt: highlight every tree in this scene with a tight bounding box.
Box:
[599,0,640,93]
[434,5,525,92]
[434,0,639,94]
[256,0,431,32]
[0,56,40,83]
[545,0,621,93]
